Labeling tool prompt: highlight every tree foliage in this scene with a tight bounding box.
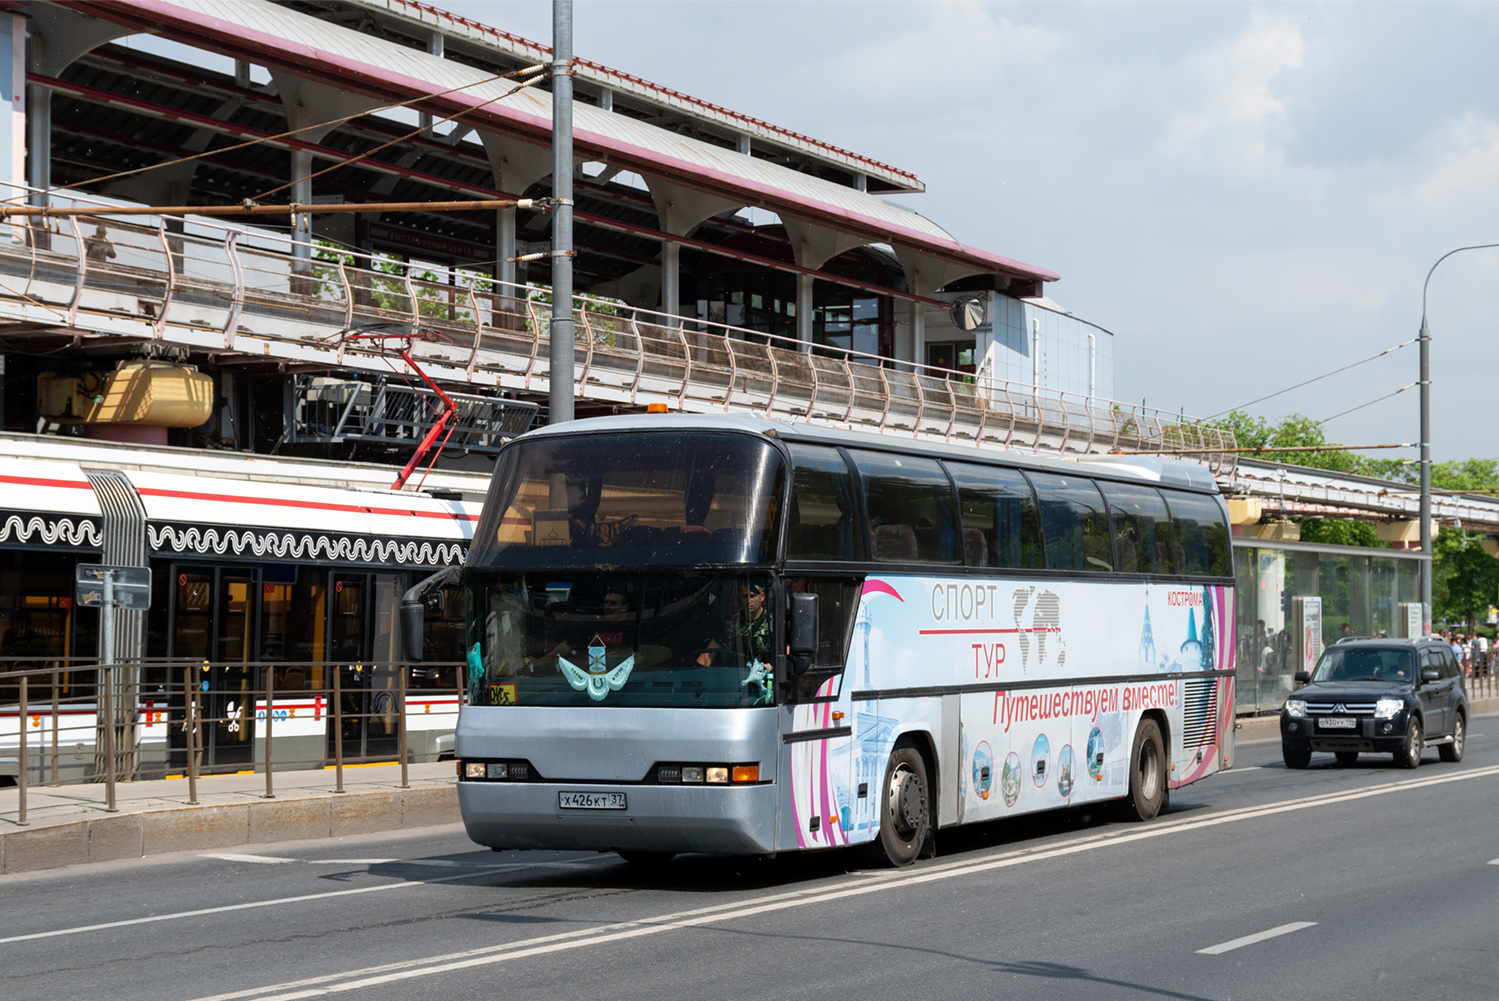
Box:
[1434,527,1499,629]
[1209,411,1368,474]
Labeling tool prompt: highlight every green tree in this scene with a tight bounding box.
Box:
[1295,519,1383,548]
[1208,411,1368,474]
[1433,527,1499,631]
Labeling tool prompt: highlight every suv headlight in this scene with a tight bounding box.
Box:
[1284,699,1307,719]
[1374,697,1405,720]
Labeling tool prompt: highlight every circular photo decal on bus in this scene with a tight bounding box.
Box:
[1087,727,1105,781]
[972,741,993,800]
[1057,745,1075,798]
[1001,752,1022,807]
[1031,734,1050,787]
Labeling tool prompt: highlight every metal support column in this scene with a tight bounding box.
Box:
[547,0,575,425]
[796,272,814,349]
[290,148,313,283]
[661,239,680,330]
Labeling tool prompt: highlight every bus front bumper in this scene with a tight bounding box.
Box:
[458,781,778,855]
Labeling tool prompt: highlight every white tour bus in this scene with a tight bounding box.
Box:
[404,414,1235,866]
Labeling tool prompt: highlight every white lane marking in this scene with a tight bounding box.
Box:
[202,854,297,865]
[1197,921,1317,955]
[1229,766,1263,773]
[181,762,1499,1001]
[301,859,600,870]
[1489,858,1499,866]
[0,863,515,941]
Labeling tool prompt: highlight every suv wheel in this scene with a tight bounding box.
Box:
[1439,713,1465,763]
[1397,717,1422,769]
[1282,743,1311,769]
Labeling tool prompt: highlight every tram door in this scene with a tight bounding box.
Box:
[327,573,404,763]
[169,566,260,772]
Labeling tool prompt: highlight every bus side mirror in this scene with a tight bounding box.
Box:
[788,592,818,675]
[400,566,461,664]
[400,601,425,663]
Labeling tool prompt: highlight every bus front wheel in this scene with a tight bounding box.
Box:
[1116,718,1166,823]
[859,746,930,868]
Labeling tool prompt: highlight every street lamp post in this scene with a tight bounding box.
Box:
[1419,243,1499,631]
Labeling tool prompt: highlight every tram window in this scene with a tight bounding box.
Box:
[945,462,1044,569]
[1026,472,1113,572]
[1162,489,1232,577]
[849,450,959,564]
[1098,482,1175,575]
[786,444,862,562]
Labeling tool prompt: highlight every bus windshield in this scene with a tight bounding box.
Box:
[467,432,784,568]
[467,571,777,709]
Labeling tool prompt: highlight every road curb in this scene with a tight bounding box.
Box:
[0,786,460,875]
[1234,694,1499,746]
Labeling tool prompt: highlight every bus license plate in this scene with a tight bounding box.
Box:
[559,791,627,810]
[1320,718,1356,729]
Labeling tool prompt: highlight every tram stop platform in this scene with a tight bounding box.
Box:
[0,762,460,875]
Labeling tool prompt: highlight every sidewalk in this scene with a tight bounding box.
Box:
[0,761,460,875]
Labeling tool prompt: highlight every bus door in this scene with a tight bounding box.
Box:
[327,572,404,763]
[780,576,862,851]
[168,565,261,772]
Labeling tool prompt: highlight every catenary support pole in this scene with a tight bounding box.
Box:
[548,0,575,425]
[1419,242,1499,632]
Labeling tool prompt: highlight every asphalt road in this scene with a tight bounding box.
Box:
[5,719,1498,1001]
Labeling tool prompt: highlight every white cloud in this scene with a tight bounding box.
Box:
[1158,11,1304,168]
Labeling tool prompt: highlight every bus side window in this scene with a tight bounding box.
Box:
[1026,472,1113,572]
[849,450,959,564]
[944,461,1044,569]
[1098,482,1175,575]
[786,444,862,561]
[1161,490,1232,577]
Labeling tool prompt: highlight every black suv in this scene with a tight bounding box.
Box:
[1280,638,1468,769]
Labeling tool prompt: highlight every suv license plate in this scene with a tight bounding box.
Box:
[1320,718,1357,730]
[559,791,627,810]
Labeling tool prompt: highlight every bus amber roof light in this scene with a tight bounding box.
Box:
[646,403,669,413]
[731,765,759,783]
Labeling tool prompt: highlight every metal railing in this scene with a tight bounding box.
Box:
[0,191,1238,474]
[0,658,464,827]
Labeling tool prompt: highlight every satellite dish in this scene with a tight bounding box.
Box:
[950,295,985,332]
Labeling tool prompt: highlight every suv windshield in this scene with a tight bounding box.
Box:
[467,432,784,568]
[467,571,777,709]
[1311,646,1415,684]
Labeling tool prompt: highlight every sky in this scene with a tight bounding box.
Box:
[452,1,1499,462]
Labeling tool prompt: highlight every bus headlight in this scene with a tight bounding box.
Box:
[1374,698,1405,720]
[1283,699,1307,719]
[463,761,486,779]
[706,766,729,784]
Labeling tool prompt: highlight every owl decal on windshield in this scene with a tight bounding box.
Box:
[558,634,636,702]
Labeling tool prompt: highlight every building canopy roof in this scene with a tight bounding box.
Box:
[80,0,1060,286]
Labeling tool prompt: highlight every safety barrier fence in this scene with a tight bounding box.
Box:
[0,193,1237,474]
[0,658,465,827]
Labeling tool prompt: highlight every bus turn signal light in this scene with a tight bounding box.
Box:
[731,765,759,783]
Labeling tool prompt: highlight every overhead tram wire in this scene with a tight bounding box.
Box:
[1205,337,1417,420]
[4,61,547,207]
[1317,383,1418,426]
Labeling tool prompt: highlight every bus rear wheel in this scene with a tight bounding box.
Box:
[1116,718,1166,822]
[858,746,930,868]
